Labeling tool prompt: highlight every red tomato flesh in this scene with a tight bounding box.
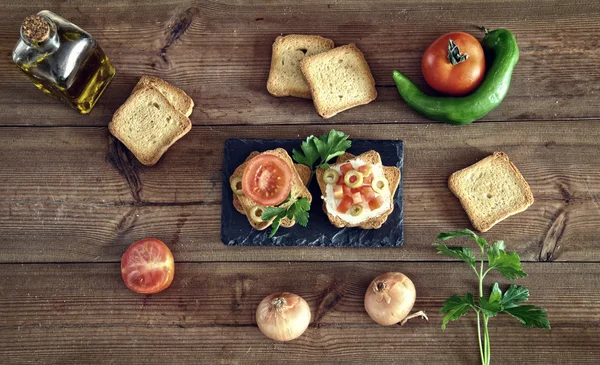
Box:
[360,186,376,202]
[369,195,385,210]
[337,196,353,214]
[351,192,363,204]
[358,164,373,176]
[333,185,344,199]
[340,163,353,175]
[242,154,292,206]
[121,238,174,294]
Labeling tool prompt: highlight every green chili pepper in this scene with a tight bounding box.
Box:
[393,29,519,125]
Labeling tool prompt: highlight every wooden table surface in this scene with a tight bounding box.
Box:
[1,1,599,364]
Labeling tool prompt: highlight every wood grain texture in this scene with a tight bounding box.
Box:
[0,0,598,126]
[0,122,599,263]
[0,262,598,364]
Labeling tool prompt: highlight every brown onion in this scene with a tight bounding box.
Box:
[256,292,311,341]
[364,272,417,325]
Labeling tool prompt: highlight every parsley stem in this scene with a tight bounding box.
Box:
[483,315,491,365]
[476,311,485,365]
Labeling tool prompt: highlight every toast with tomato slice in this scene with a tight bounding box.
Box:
[230,149,312,231]
[315,150,400,229]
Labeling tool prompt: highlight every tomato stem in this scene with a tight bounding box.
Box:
[448,39,469,65]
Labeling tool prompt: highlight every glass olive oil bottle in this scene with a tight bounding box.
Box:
[12,10,115,114]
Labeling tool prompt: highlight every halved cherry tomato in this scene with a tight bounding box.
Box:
[242,154,292,206]
[360,186,376,202]
[337,196,353,214]
[340,163,353,175]
[333,185,344,199]
[369,195,385,211]
[422,32,486,96]
[358,164,373,177]
[121,238,174,294]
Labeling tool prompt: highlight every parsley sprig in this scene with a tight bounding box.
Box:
[434,229,550,365]
[292,130,351,178]
[261,196,310,238]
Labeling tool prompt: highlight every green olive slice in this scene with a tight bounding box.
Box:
[249,205,265,223]
[349,204,364,217]
[372,176,389,194]
[323,169,340,184]
[344,170,364,188]
[230,177,244,195]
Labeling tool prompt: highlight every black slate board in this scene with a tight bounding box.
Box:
[221,138,404,247]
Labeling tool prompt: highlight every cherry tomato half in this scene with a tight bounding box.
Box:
[121,238,175,294]
[242,154,292,206]
[422,32,486,96]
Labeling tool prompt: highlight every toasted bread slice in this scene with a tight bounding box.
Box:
[300,44,377,118]
[316,151,400,229]
[267,35,335,99]
[109,87,192,166]
[133,76,194,117]
[232,152,311,228]
[448,152,534,232]
[229,149,312,230]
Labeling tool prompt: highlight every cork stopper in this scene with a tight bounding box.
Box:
[21,15,50,43]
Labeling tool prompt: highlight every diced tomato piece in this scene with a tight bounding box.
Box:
[358,164,373,177]
[340,163,353,175]
[337,197,353,213]
[351,192,362,204]
[369,195,385,210]
[360,186,376,202]
[363,175,373,185]
[333,185,344,199]
[342,185,352,197]
[337,175,344,185]
[351,188,361,194]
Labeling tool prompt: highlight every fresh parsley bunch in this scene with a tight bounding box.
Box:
[292,129,352,177]
[434,229,550,365]
[261,195,310,238]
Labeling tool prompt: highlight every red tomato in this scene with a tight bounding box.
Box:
[340,163,353,175]
[351,192,363,204]
[360,186,376,202]
[121,238,174,294]
[242,154,292,206]
[358,164,373,176]
[369,195,385,211]
[337,175,344,185]
[342,185,351,197]
[337,197,353,214]
[363,175,373,185]
[422,32,485,96]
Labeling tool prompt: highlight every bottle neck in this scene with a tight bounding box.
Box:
[21,14,59,53]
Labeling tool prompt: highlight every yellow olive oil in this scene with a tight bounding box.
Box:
[12,11,115,114]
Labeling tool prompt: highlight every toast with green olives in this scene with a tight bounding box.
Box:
[315,150,400,229]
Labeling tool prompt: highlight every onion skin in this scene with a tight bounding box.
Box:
[256,292,311,341]
[364,272,416,326]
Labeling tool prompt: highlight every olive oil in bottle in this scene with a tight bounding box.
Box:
[12,10,115,114]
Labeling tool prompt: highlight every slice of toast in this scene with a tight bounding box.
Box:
[229,149,312,231]
[133,76,194,117]
[300,44,377,118]
[267,35,335,99]
[109,87,192,166]
[316,150,401,229]
[232,152,311,228]
[448,152,534,232]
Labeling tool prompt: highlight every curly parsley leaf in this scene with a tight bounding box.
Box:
[503,305,551,329]
[487,241,527,280]
[440,293,476,330]
[433,243,476,269]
